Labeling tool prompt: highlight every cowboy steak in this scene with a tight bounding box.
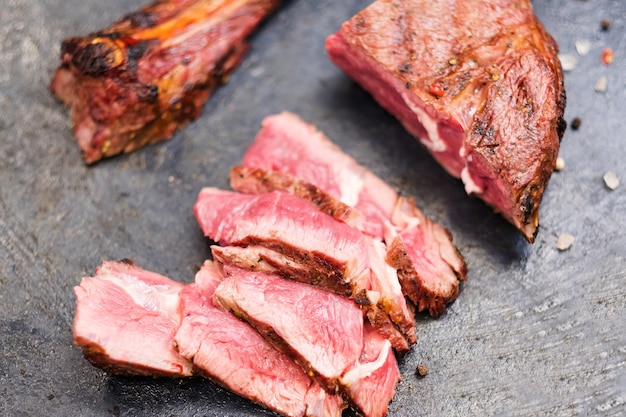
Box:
[213,263,401,417]
[235,112,466,316]
[326,0,566,242]
[50,0,281,163]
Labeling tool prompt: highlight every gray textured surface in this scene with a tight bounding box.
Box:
[1,0,625,416]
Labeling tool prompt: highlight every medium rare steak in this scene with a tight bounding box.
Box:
[214,264,401,417]
[213,264,365,391]
[326,0,566,242]
[175,261,346,417]
[194,188,371,297]
[240,112,396,239]
[195,188,416,351]
[236,112,466,316]
[74,260,345,416]
[50,0,281,163]
[230,165,365,230]
[72,260,192,377]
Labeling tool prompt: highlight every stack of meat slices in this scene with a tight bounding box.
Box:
[73,113,467,417]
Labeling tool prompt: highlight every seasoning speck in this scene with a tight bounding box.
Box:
[555,156,565,172]
[575,39,591,56]
[558,54,578,72]
[601,19,611,31]
[603,171,620,190]
[416,364,429,377]
[601,48,614,65]
[595,76,608,93]
[556,233,575,251]
[570,117,581,130]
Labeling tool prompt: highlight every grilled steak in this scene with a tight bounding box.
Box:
[175,261,346,417]
[385,197,468,316]
[50,0,280,163]
[326,0,566,242]
[214,264,401,417]
[195,188,416,351]
[341,324,401,417]
[230,165,365,230]
[74,260,345,416]
[235,112,466,316]
[72,260,192,377]
[240,112,396,239]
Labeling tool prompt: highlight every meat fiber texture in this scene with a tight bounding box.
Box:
[195,188,416,352]
[231,112,466,317]
[72,260,192,377]
[175,261,346,417]
[50,0,281,163]
[74,260,347,417]
[325,0,566,242]
[213,263,401,417]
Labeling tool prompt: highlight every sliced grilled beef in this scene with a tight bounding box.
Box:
[341,324,401,417]
[325,0,566,242]
[213,264,401,417]
[195,188,415,351]
[175,261,346,417]
[72,260,192,377]
[230,165,365,230]
[385,197,468,316]
[194,188,371,296]
[240,112,396,239]
[234,112,466,316]
[50,0,281,163]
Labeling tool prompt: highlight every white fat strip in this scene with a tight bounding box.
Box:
[340,339,393,383]
[337,166,365,207]
[401,90,447,153]
[102,271,181,315]
[461,165,483,195]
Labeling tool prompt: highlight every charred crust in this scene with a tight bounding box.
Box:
[94,31,125,40]
[123,10,159,29]
[117,258,135,266]
[135,83,159,103]
[353,290,371,306]
[518,185,537,224]
[60,38,81,57]
[71,42,120,76]
[556,115,567,142]
[127,40,150,63]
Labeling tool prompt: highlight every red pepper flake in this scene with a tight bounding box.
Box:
[601,48,614,65]
[429,82,445,98]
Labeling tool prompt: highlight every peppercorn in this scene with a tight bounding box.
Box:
[570,117,581,130]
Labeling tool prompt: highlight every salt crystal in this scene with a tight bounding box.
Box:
[556,233,575,251]
[603,171,619,190]
[558,54,578,72]
[595,76,608,92]
[575,39,591,56]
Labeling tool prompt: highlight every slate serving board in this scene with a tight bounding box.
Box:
[1,0,625,416]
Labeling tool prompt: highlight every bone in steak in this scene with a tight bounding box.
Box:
[175,261,347,417]
[326,0,566,242]
[235,112,466,316]
[213,264,401,417]
[195,188,416,351]
[72,260,192,377]
[50,0,280,163]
